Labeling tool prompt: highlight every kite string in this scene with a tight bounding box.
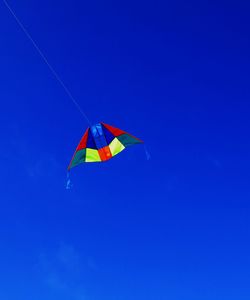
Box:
[3,0,92,126]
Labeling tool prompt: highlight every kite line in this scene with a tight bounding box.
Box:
[3,0,92,126]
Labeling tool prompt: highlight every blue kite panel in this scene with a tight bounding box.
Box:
[87,128,97,149]
[91,123,107,149]
[102,124,115,144]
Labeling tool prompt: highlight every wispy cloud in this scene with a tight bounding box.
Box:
[37,243,89,300]
[4,123,64,180]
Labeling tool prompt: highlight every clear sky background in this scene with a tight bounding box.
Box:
[1,1,250,299]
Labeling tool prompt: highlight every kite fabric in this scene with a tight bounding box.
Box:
[68,122,143,170]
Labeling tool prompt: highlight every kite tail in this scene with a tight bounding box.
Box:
[66,172,73,190]
[144,144,151,160]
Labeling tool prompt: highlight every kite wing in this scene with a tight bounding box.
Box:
[68,122,143,170]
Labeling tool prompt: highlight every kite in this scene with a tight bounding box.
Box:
[68,122,143,170]
[2,1,147,190]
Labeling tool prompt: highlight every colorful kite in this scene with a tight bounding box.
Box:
[2,1,146,190]
[68,122,143,170]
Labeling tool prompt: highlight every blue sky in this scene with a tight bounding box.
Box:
[1,0,250,299]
